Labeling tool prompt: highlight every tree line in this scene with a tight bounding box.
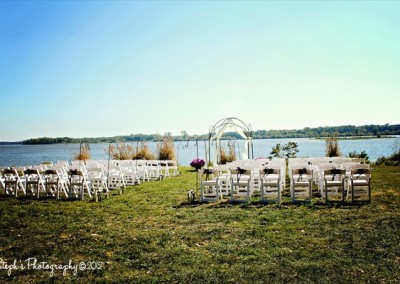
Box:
[20,123,400,144]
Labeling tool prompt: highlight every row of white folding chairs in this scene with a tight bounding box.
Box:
[199,166,282,204]
[1,161,71,198]
[288,159,371,203]
[77,159,179,185]
[1,158,179,199]
[288,157,369,189]
[288,157,365,181]
[225,158,286,190]
[0,160,109,200]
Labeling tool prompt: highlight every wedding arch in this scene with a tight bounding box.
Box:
[207,117,254,165]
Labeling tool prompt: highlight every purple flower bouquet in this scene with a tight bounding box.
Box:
[190,158,205,171]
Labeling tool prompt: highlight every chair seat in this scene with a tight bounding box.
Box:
[202,179,219,186]
[262,180,279,186]
[233,180,250,186]
[352,180,369,186]
[325,180,343,186]
[293,181,311,186]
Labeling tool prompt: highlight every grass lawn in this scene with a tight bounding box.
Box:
[0,165,399,283]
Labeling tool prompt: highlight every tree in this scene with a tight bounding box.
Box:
[180,130,189,140]
[282,142,299,158]
[270,142,299,159]
[270,143,282,158]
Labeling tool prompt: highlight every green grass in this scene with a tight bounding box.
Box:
[0,166,399,283]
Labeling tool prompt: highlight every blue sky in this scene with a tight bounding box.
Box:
[1,1,399,141]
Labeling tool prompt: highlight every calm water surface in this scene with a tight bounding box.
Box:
[0,138,398,167]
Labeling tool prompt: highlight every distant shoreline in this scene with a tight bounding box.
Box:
[2,123,399,145]
[1,135,398,146]
[312,135,398,140]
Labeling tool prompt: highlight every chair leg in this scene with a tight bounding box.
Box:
[341,180,345,203]
[277,184,281,205]
[324,180,328,203]
[368,182,371,203]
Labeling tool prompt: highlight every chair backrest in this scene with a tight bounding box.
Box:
[351,158,366,164]
[260,168,280,178]
[350,168,371,178]
[292,168,313,177]
[230,168,252,182]
[44,170,60,183]
[2,168,18,178]
[198,168,219,181]
[68,169,83,177]
[324,168,346,178]
[230,168,251,175]
[24,168,40,176]
[350,164,370,170]
[261,167,279,174]
[45,169,58,175]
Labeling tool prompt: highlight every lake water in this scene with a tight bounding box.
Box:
[0,137,399,167]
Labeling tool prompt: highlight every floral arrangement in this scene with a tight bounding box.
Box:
[190,158,205,170]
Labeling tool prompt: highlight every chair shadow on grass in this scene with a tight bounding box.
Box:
[175,198,370,209]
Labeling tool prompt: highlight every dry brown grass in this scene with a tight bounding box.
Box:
[157,136,175,160]
[133,142,156,160]
[73,144,91,161]
[325,132,341,157]
[219,143,236,164]
[107,143,135,160]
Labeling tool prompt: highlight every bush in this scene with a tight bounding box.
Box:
[348,150,369,163]
[375,150,400,166]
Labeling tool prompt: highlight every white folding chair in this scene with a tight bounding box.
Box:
[135,160,150,183]
[230,168,252,203]
[291,168,313,203]
[107,163,126,191]
[0,168,5,192]
[2,168,26,196]
[87,165,109,201]
[68,168,92,200]
[119,161,140,186]
[349,168,371,203]
[260,168,281,204]
[24,168,45,198]
[199,168,220,202]
[44,169,67,199]
[146,160,162,181]
[322,168,346,203]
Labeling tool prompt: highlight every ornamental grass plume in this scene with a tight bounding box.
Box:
[106,143,135,160]
[219,144,236,164]
[73,144,91,161]
[157,136,176,160]
[133,142,155,160]
[325,133,341,157]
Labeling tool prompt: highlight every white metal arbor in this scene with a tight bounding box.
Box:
[207,117,254,165]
